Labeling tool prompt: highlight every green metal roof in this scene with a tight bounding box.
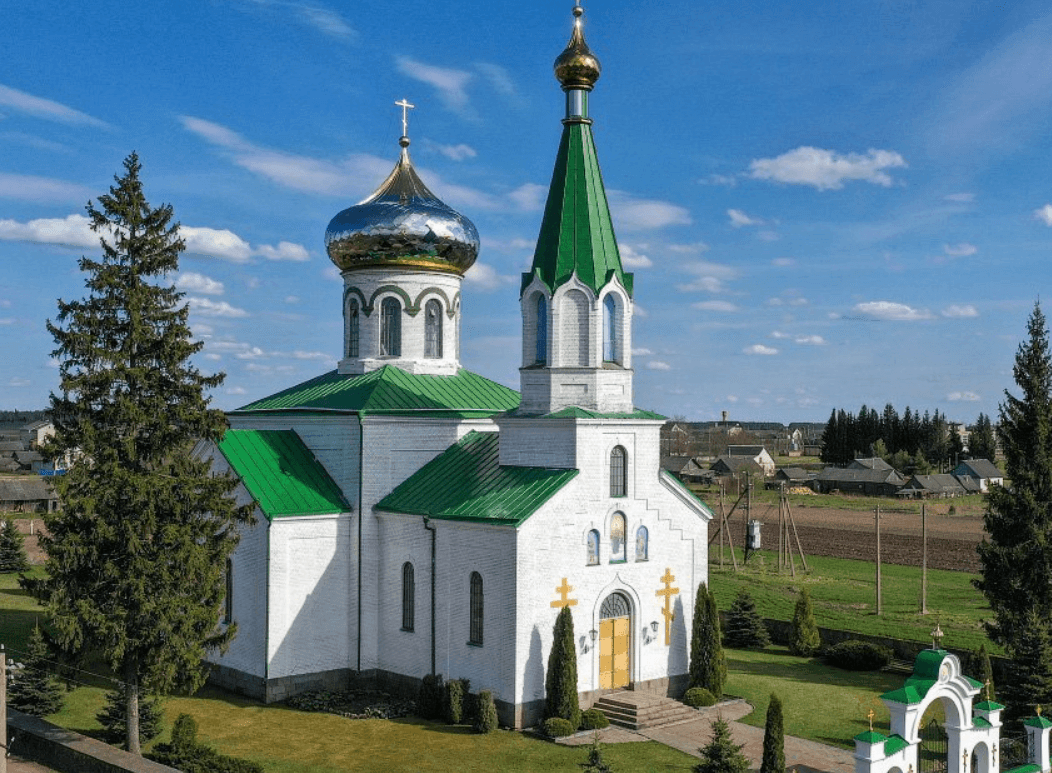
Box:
[973,717,992,729]
[506,405,665,420]
[975,700,1005,712]
[523,121,632,298]
[912,649,948,680]
[375,431,578,526]
[884,735,910,756]
[1024,715,1052,729]
[661,471,716,517]
[234,365,520,416]
[882,684,930,705]
[854,731,886,743]
[218,430,350,519]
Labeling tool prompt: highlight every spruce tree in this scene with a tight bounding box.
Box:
[976,303,1052,706]
[96,687,163,746]
[545,605,581,728]
[760,694,785,773]
[694,716,750,773]
[8,624,64,716]
[689,583,726,698]
[0,516,29,573]
[999,612,1052,719]
[26,153,253,754]
[581,733,614,773]
[724,588,770,649]
[970,413,997,461]
[788,588,821,657]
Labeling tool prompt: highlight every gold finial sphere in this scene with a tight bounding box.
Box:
[554,3,601,89]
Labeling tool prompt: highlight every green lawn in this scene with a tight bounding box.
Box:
[709,549,999,654]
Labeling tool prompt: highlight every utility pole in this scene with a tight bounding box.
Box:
[921,503,928,614]
[2,643,7,773]
[875,505,883,615]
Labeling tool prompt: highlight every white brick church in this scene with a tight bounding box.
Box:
[202,4,713,727]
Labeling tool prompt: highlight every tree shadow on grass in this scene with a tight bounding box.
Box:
[399,717,477,736]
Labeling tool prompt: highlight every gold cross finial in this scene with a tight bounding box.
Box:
[551,577,578,608]
[1038,705,1043,717]
[931,622,944,649]
[985,679,992,700]
[394,98,415,138]
[867,708,875,731]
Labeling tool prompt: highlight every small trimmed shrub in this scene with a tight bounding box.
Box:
[580,707,610,730]
[542,716,576,738]
[474,690,499,734]
[683,687,717,708]
[150,713,264,773]
[824,640,892,671]
[170,713,199,751]
[444,678,469,724]
[418,673,444,719]
[789,588,821,657]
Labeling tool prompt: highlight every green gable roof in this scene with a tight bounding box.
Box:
[218,430,349,519]
[523,121,632,298]
[376,431,578,526]
[233,365,520,417]
[884,735,910,756]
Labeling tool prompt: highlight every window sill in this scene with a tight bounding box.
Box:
[401,627,414,633]
[587,561,600,567]
[609,559,627,565]
[467,641,483,648]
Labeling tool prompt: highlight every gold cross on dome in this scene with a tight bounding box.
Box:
[551,577,578,608]
[655,568,680,646]
[395,98,415,137]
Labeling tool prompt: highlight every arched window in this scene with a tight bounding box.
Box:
[380,297,402,356]
[587,530,600,565]
[346,298,360,358]
[223,558,233,625]
[424,299,443,358]
[603,294,620,363]
[610,512,626,562]
[610,446,627,497]
[561,289,589,366]
[402,562,415,632]
[635,526,648,561]
[469,571,484,645]
[535,293,548,364]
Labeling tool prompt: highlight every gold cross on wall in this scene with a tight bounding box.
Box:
[551,577,578,608]
[655,568,679,646]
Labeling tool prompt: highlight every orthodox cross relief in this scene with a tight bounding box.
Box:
[655,568,679,646]
[551,577,578,608]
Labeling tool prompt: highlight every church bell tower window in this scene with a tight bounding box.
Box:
[603,294,620,363]
[535,293,548,364]
[347,298,360,358]
[469,571,484,645]
[425,299,443,358]
[402,562,415,632]
[380,297,402,356]
[610,445,627,497]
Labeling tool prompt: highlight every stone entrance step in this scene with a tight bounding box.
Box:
[593,690,699,730]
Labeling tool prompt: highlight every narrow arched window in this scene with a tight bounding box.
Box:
[587,529,600,565]
[402,562,415,632]
[610,512,626,562]
[610,446,627,497]
[535,293,548,364]
[603,294,619,363]
[223,558,233,624]
[347,298,360,358]
[425,299,443,358]
[636,526,648,561]
[469,571,484,645]
[380,297,402,356]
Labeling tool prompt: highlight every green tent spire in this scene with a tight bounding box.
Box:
[522,3,632,298]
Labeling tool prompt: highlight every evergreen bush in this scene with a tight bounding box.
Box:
[694,716,749,773]
[0,516,28,573]
[545,606,581,728]
[683,687,717,708]
[824,640,892,671]
[417,673,444,719]
[542,716,576,738]
[97,688,163,746]
[473,690,499,734]
[724,588,770,649]
[760,694,785,773]
[580,707,610,730]
[788,588,821,657]
[443,678,469,724]
[689,583,726,697]
[149,712,264,773]
[8,624,64,716]
[580,733,614,772]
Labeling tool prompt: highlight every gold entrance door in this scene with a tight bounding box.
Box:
[599,615,630,689]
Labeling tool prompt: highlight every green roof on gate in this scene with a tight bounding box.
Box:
[522,121,632,298]
[853,731,886,744]
[375,431,578,526]
[233,365,520,417]
[218,430,349,519]
[882,684,930,705]
[884,735,910,756]
[1024,715,1052,729]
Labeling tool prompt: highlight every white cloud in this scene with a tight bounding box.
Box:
[607,190,691,231]
[693,300,738,312]
[772,331,823,344]
[619,244,653,268]
[182,226,253,262]
[1035,204,1052,226]
[633,304,648,319]
[431,142,477,162]
[632,347,652,356]
[0,83,109,128]
[853,301,934,321]
[0,318,14,325]
[667,242,709,255]
[699,173,739,187]
[0,214,96,247]
[177,272,224,295]
[474,62,517,96]
[942,304,979,318]
[507,183,546,211]
[396,57,473,112]
[187,297,249,318]
[646,360,672,371]
[0,173,95,203]
[943,243,977,257]
[945,192,975,203]
[677,261,738,293]
[772,257,795,267]
[727,208,764,228]
[948,391,981,402]
[285,295,300,304]
[7,377,30,387]
[226,385,248,395]
[749,146,907,190]
[256,241,309,262]
[239,0,356,40]
[464,261,516,291]
[744,344,778,356]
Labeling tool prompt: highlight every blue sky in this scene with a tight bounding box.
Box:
[3,0,1052,423]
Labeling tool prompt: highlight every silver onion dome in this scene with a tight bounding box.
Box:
[325,137,480,275]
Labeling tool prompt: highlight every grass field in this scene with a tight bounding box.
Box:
[708,548,998,653]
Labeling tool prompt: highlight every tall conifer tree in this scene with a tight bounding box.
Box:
[545,605,580,728]
[27,153,252,754]
[976,303,1052,711]
[969,413,997,461]
[0,516,29,573]
[760,694,785,773]
[689,582,726,698]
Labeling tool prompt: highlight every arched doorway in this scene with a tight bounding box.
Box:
[599,592,631,689]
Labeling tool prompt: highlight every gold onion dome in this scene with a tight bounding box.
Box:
[554,5,601,90]
[325,136,479,275]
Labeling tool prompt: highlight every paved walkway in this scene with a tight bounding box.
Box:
[559,699,855,773]
[6,756,57,773]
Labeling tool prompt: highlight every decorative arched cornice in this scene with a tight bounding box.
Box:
[412,286,458,319]
[344,286,369,316]
[368,285,416,316]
